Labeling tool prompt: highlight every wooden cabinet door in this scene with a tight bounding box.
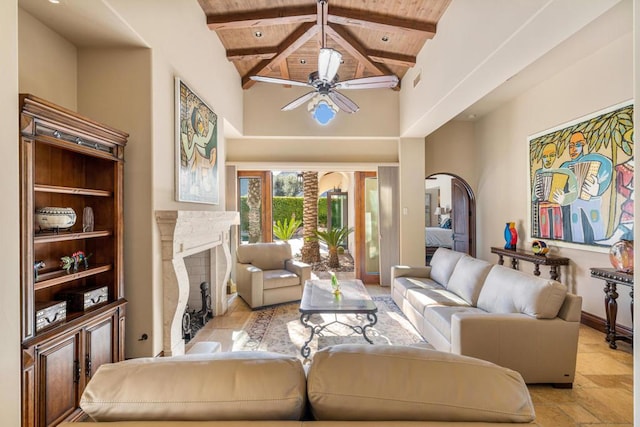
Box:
[83,312,117,383]
[36,332,81,427]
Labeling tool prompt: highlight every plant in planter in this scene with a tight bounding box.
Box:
[273,214,302,242]
[312,226,354,268]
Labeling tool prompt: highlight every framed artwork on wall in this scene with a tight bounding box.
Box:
[175,77,219,204]
[527,101,634,251]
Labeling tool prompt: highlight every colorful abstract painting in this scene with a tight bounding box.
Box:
[176,78,218,204]
[528,102,634,250]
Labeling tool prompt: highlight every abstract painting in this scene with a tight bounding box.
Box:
[528,101,634,250]
[176,78,218,204]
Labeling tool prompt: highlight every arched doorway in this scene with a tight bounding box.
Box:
[425,173,476,263]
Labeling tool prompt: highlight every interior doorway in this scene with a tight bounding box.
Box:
[425,174,476,263]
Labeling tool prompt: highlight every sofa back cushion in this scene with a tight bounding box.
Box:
[477,265,567,319]
[307,344,535,423]
[80,352,307,422]
[429,248,465,287]
[446,256,493,306]
[237,242,292,270]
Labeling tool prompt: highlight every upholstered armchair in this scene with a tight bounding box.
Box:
[235,242,311,309]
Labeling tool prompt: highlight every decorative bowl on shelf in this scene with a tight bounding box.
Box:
[35,207,77,231]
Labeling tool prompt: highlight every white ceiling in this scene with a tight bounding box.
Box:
[19,0,147,48]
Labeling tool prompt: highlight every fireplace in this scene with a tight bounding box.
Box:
[156,210,239,356]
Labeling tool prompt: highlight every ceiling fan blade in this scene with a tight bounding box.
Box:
[318,48,342,82]
[335,75,399,90]
[328,90,359,114]
[250,75,312,88]
[281,91,318,111]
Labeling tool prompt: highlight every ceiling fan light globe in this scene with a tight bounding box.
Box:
[318,48,342,82]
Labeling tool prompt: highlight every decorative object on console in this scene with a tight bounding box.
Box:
[35,301,67,332]
[82,206,94,232]
[609,239,634,273]
[330,272,341,295]
[531,239,549,255]
[58,285,108,312]
[35,206,76,232]
[60,251,91,273]
[504,221,518,250]
[33,260,45,280]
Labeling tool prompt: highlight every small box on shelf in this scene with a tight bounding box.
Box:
[35,301,67,331]
[58,285,109,311]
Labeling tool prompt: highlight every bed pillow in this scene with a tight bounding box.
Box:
[440,218,452,229]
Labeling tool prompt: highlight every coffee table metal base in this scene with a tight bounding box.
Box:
[299,312,378,358]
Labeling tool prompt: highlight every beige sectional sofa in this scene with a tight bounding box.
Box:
[391,247,582,386]
[61,344,538,426]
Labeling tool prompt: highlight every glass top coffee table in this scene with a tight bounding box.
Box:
[299,279,378,358]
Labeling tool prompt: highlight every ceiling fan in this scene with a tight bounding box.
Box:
[249,0,399,114]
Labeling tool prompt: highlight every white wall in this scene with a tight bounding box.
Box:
[77,48,154,357]
[399,138,426,266]
[472,31,633,327]
[400,0,623,137]
[18,8,77,109]
[0,1,21,424]
[244,83,399,137]
[103,0,244,357]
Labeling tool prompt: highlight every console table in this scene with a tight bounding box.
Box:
[490,247,570,281]
[589,267,633,349]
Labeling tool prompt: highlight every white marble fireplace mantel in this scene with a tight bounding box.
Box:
[155,210,239,356]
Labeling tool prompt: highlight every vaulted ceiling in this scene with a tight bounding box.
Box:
[196,0,451,89]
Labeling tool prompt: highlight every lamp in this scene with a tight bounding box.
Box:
[434,207,443,225]
[297,172,304,184]
[318,48,342,82]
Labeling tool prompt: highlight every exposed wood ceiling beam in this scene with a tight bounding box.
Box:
[325,24,391,77]
[227,47,276,62]
[367,50,416,67]
[242,22,319,89]
[279,59,291,87]
[327,7,437,37]
[354,62,365,79]
[207,6,316,30]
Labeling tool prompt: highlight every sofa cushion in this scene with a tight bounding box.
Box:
[393,276,442,298]
[423,305,487,341]
[263,269,301,290]
[237,242,292,270]
[80,352,307,422]
[406,288,470,315]
[429,248,466,287]
[307,344,535,422]
[446,256,493,306]
[477,265,567,319]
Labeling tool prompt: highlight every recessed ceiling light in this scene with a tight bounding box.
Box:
[467,113,477,120]
[254,31,262,38]
[300,59,306,64]
[49,0,61,3]
[381,35,389,42]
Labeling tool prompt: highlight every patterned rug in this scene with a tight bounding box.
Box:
[233,296,426,360]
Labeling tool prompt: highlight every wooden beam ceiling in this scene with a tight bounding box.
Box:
[241,22,319,88]
[206,6,316,30]
[327,7,437,38]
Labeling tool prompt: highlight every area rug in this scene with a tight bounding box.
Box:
[233,296,426,360]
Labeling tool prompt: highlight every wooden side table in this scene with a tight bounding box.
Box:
[589,267,634,349]
[490,247,570,281]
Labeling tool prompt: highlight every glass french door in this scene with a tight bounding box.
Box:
[327,191,348,248]
[238,171,272,244]
[355,172,379,284]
